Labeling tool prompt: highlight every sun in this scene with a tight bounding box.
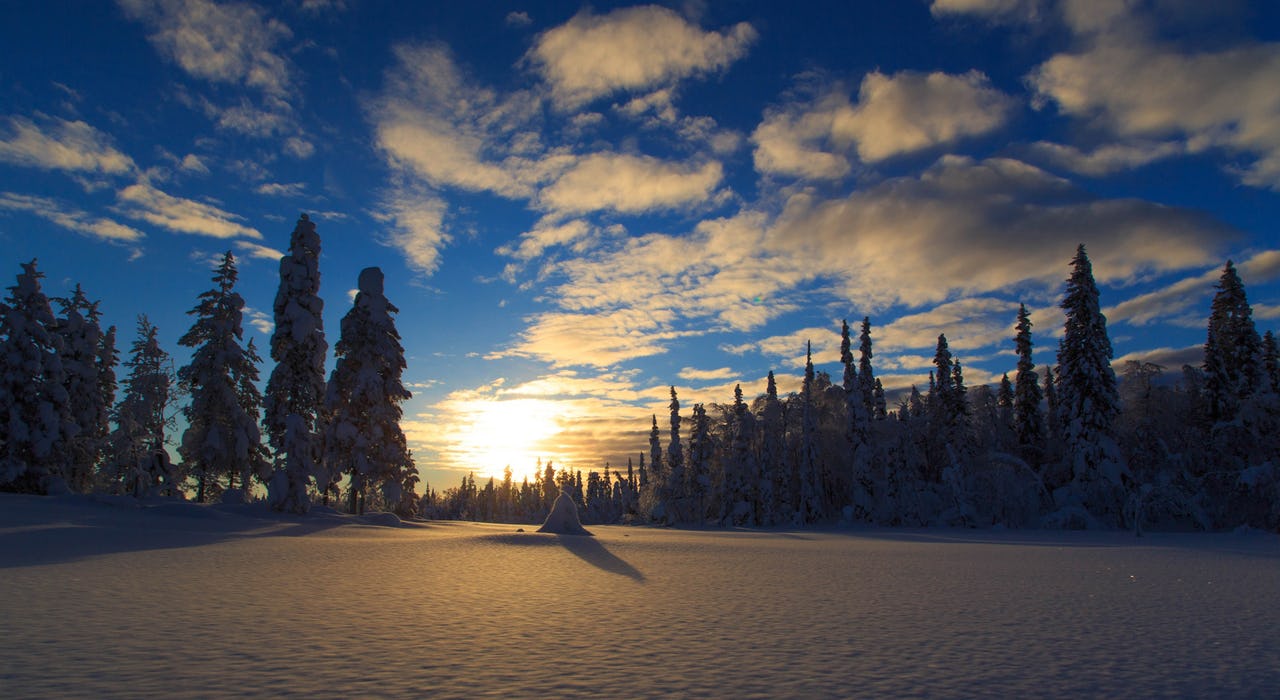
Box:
[455,399,562,481]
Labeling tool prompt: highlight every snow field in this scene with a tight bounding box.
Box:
[2,495,1278,698]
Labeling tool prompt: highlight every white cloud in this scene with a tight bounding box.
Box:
[374,186,450,277]
[1029,33,1280,189]
[537,153,724,217]
[0,116,135,175]
[1106,250,1280,327]
[505,11,532,27]
[929,0,1046,22]
[1024,140,1185,177]
[528,5,757,110]
[119,0,293,96]
[255,182,306,197]
[497,219,596,261]
[245,307,273,334]
[504,155,1230,369]
[753,70,1016,178]
[677,366,738,382]
[116,181,262,239]
[234,240,284,261]
[0,192,145,245]
[179,154,209,174]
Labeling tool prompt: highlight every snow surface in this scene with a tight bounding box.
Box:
[2,494,1279,698]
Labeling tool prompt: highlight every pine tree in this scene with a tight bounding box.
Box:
[1013,303,1045,456]
[54,285,114,492]
[666,386,684,497]
[858,317,876,416]
[178,251,269,502]
[759,371,785,524]
[687,402,713,523]
[0,260,75,493]
[263,214,328,513]
[647,415,662,484]
[1055,244,1126,524]
[796,342,822,523]
[1263,331,1279,394]
[842,319,873,518]
[1203,260,1262,423]
[108,316,178,497]
[322,267,413,515]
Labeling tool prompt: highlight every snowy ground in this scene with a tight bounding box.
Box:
[2,495,1279,698]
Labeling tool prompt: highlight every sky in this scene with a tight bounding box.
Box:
[2,0,1279,489]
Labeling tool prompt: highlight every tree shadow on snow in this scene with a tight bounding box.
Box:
[482,531,645,582]
[556,535,646,582]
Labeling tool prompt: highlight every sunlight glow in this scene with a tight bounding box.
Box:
[452,399,563,482]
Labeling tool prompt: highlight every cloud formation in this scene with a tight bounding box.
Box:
[753,70,1016,178]
[0,192,144,245]
[0,116,135,175]
[527,5,756,110]
[116,181,262,239]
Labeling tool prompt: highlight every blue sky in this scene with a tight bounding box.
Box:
[2,0,1279,488]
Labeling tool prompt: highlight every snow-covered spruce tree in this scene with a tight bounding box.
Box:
[722,385,758,525]
[108,316,179,498]
[1013,303,1045,461]
[178,251,269,503]
[0,260,75,494]
[1054,244,1127,527]
[842,319,873,519]
[858,317,877,417]
[263,214,328,514]
[664,386,685,520]
[687,401,713,523]
[322,267,413,515]
[795,342,823,523]
[647,414,662,486]
[758,371,785,525]
[53,285,115,492]
[1203,260,1262,424]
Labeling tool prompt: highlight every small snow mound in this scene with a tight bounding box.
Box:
[537,491,592,535]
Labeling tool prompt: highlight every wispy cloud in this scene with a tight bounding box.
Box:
[0,116,135,175]
[374,184,451,277]
[234,240,284,261]
[118,0,293,96]
[0,192,144,246]
[116,181,262,239]
[537,153,724,218]
[255,181,306,197]
[527,5,757,110]
[677,366,739,382]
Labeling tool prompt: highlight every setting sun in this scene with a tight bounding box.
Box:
[452,399,563,482]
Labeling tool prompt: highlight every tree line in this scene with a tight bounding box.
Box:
[427,246,1280,532]
[0,214,417,516]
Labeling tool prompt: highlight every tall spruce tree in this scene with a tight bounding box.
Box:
[109,316,178,497]
[1263,330,1279,394]
[858,317,876,416]
[759,371,785,525]
[1203,260,1262,422]
[1013,303,1045,456]
[322,267,413,515]
[178,251,269,502]
[0,260,75,493]
[796,342,822,523]
[54,285,114,492]
[263,214,328,513]
[1055,244,1126,524]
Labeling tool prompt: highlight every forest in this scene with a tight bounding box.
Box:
[2,214,1277,532]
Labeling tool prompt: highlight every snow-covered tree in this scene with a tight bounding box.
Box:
[0,260,75,493]
[687,401,713,522]
[665,386,684,501]
[322,267,414,515]
[758,371,785,525]
[108,316,179,498]
[858,317,877,417]
[1203,260,1262,423]
[53,285,114,492]
[178,251,269,502]
[1054,244,1127,526]
[795,342,822,523]
[1013,303,1045,459]
[842,319,873,518]
[263,214,328,514]
[1263,330,1279,394]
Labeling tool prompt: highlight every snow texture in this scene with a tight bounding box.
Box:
[3,494,1279,698]
[538,490,591,535]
